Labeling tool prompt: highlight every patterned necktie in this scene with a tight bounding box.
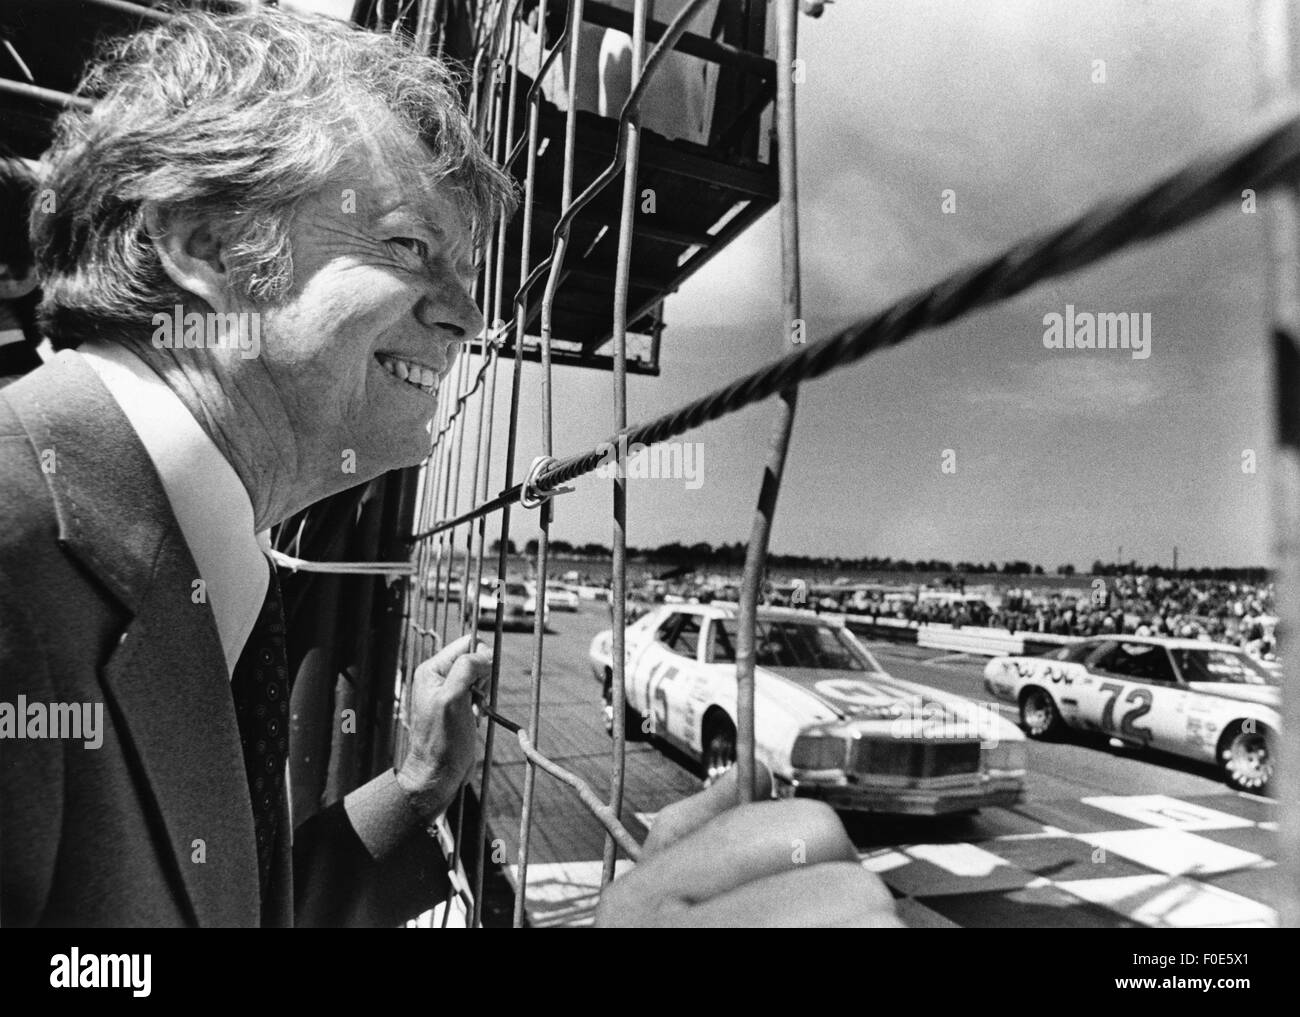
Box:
[230,559,291,893]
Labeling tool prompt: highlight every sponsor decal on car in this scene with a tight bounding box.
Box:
[807,679,1003,742]
[812,678,897,710]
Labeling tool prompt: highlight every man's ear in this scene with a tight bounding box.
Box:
[142,202,236,310]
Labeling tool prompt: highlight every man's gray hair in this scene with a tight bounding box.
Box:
[32,8,516,345]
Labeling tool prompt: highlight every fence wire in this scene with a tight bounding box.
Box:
[398,0,1300,928]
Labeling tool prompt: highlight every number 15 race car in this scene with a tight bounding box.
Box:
[984,636,1281,794]
[590,603,1027,815]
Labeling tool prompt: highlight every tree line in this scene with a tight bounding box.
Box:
[485,541,1266,581]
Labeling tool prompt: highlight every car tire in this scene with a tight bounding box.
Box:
[1219,722,1274,795]
[603,670,646,742]
[1019,686,1064,740]
[701,718,737,788]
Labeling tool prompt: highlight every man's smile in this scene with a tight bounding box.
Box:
[375,351,441,396]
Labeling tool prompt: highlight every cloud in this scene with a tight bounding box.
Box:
[966,358,1157,419]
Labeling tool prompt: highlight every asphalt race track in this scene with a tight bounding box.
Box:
[467,602,1277,928]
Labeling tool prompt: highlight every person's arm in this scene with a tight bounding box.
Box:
[290,773,452,928]
[291,636,490,927]
[597,767,902,928]
[341,768,428,856]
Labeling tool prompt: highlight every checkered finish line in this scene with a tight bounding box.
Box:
[869,793,1277,929]
[508,793,1276,928]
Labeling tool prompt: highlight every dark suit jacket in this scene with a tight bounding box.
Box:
[0,351,448,926]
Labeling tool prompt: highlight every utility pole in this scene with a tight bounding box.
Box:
[1173,545,1179,572]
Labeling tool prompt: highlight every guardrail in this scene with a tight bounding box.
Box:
[841,614,1087,658]
[841,613,918,644]
[916,624,1026,657]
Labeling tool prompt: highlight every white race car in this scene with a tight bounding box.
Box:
[534,581,581,613]
[590,604,1026,815]
[984,635,1280,794]
[477,579,549,630]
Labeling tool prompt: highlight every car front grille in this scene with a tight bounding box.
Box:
[849,738,982,780]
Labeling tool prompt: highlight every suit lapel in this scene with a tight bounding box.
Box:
[5,350,261,926]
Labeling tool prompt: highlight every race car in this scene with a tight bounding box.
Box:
[589,603,1026,815]
[984,635,1280,794]
[533,581,581,612]
[423,575,462,602]
[476,579,549,631]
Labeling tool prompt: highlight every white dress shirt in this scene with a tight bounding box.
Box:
[78,343,270,678]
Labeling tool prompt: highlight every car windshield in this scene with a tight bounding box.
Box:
[505,583,529,597]
[1174,648,1275,686]
[713,618,873,671]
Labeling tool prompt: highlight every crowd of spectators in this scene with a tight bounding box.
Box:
[985,576,1275,649]
[840,576,1278,656]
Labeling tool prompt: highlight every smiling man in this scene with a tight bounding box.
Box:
[0,8,897,928]
[0,7,515,929]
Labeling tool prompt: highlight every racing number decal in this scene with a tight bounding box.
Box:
[1098,682,1122,729]
[1099,682,1153,744]
[1119,689,1153,743]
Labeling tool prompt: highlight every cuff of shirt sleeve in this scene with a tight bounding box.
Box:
[343,767,437,860]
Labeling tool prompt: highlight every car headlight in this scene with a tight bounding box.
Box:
[982,739,1028,773]
[791,734,849,771]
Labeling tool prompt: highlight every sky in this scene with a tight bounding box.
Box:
[448,0,1279,571]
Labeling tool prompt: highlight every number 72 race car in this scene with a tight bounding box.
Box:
[590,603,1027,815]
[984,635,1280,793]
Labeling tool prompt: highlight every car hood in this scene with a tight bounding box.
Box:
[1186,682,1280,707]
[762,667,1019,741]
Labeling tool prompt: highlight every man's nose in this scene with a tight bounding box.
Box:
[416,277,485,346]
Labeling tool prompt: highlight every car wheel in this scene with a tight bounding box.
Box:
[702,719,737,788]
[1019,686,1063,740]
[602,671,645,742]
[1220,723,1273,795]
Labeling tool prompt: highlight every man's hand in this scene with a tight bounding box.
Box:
[596,768,903,927]
[395,635,492,822]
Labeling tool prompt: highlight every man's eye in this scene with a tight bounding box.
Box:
[389,237,431,262]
